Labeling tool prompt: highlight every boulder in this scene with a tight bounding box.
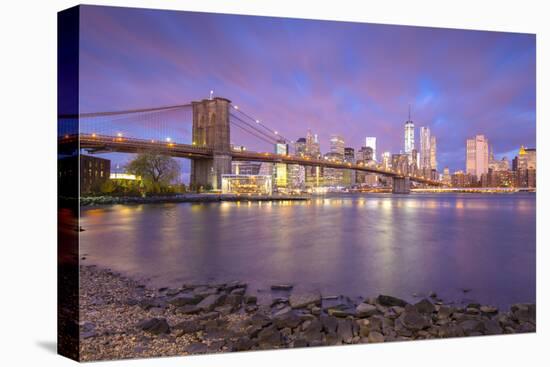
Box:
[356,303,379,318]
[272,309,302,329]
[289,292,321,309]
[137,318,170,335]
[367,331,385,343]
[197,294,226,312]
[176,305,201,315]
[257,324,282,348]
[483,319,503,335]
[414,299,435,315]
[377,295,408,307]
[321,315,339,334]
[168,293,201,307]
[337,319,354,343]
[480,305,499,315]
[399,305,430,331]
[173,320,202,334]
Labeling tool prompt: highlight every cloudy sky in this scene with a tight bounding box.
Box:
[79,5,535,175]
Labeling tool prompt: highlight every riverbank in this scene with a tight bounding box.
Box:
[79,193,310,206]
[79,265,535,361]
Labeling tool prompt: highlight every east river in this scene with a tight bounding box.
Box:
[80,193,536,308]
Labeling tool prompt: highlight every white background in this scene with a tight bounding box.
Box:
[0,0,547,365]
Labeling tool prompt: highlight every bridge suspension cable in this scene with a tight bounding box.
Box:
[58,103,192,119]
[230,104,290,143]
[229,113,281,145]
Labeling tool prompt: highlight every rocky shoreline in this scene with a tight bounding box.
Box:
[79,265,536,361]
[79,194,309,206]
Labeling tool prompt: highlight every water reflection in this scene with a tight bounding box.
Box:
[80,193,536,307]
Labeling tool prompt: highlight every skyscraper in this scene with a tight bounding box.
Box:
[365,137,377,162]
[430,135,437,171]
[466,135,489,179]
[382,152,391,170]
[404,106,415,159]
[305,129,320,158]
[330,134,345,156]
[294,137,306,157]
[419,127,431,170]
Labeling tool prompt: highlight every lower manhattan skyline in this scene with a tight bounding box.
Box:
[78,6,535,176]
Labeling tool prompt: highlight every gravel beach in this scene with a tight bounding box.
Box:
[79,265,536,361]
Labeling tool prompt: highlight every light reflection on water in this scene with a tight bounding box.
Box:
[80,193,536,307]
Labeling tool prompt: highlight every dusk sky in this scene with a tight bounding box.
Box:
[79,5,536,177]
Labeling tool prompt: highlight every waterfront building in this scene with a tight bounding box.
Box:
[451,170,477,187]
[404,107,415,160]
[259,162,273,177]
[274,141,289,190]
[61,154,111,194]
[430,135,437,171]
[323,151,344,187]
[411,148,419,175]
[442,167,451,185]
[515,146,536,188]
[304,131,322,188]
[232,161,261,175]
[466,134,489,179]
[365,137,377,161]
[482,168,517,188]
[489,156,510,172]
[287,164,305,191]
[343,147,356,187]
[221,174,272,195]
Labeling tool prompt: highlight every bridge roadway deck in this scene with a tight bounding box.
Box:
[64,134,442,186]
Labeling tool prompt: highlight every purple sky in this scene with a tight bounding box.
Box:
[79,5,535,175]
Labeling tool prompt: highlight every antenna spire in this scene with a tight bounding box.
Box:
[408,104,411,121]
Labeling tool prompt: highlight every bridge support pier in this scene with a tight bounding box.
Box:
[392,177,411,194]
[190,97,232,191]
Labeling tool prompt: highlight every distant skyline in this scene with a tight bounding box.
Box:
[79,5,536,176]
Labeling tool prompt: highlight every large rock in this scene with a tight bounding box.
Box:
[337,319,354,343]
[272,308,302,329]
[320,315,339,334]
[302,319,323,343]
[289,292,321,309]
[368,331,385,343]
[399,305,430,331]
[173,320,202,334]
[356,303,379,318]
[511,303,536,323]
[414,299,435,315]
[377,295,408,307]
[197,294,226,312]
[483,319,503,335]
[460,319,484,335]
[168,293,202,307]
[257,324,282,348]
[137,318,170,335]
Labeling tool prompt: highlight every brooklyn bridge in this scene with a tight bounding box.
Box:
[59,97,443,194]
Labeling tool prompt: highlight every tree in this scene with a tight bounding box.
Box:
[126,151,181,193]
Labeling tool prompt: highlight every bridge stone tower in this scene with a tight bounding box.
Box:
[392,177,411,194]
[190,97,232,190]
